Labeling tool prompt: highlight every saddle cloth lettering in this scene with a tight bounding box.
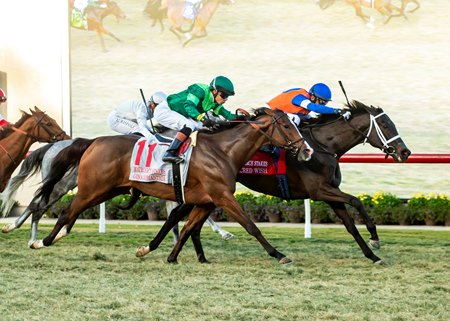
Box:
[239,150,287,175]
[129,136,192,184]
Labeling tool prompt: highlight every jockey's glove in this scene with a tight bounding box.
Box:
[202,118,219,128]
[339,110,352,120]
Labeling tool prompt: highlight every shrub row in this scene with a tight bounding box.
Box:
[42,191,450,226]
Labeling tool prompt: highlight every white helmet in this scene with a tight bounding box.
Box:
[150,91,167,105]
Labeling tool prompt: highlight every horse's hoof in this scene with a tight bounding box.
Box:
[2,224,14,233]
[135,246,150,257]
[374,259,385,265]
[167,257,178,264]
[30,240,44,249]
[221,233,234,241]
[369,239,380,249]
[279,257,293,265]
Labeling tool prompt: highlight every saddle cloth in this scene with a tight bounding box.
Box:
[129,135,193,185]
[239,149,287,176]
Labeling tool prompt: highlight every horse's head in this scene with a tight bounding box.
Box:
[107,1,127,21]
[23,107,70,143]
[253,108,313,161]
[317,0,335,10]
[348,101,411,162]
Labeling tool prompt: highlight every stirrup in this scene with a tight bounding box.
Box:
[162,152,184,164]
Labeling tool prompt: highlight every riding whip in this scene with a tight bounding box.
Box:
[139,89,156,134]
[338,80,351,107]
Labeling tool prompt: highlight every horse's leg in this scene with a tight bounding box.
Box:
[27,175,78,247]
[95,30,108,52]
[167,205,214,263]
[327,201,383,264]
[2,207,33,233]
[165,200,180,244]
[346,195,380,249]
[135,203,194,257]
[353,4,370,22]
[206,217,234,240]
[215,193,291,264]
[169,26,183,41]
[190,224,208,263]
[407,0,420,13]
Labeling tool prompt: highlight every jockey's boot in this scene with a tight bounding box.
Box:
[162,126,192,164]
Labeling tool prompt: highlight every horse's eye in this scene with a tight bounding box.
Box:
[284,125,290,129]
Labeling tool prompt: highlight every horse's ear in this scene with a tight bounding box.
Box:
[254,107,269,116]
[34,106,43,113]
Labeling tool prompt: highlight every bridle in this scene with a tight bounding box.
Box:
[248,112,305,155]
[362,112,402,155]
[302,109,402,158]
[0,112,67,165]
[13,112,66,143]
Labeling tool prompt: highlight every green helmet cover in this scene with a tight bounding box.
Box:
[210,76,235,96]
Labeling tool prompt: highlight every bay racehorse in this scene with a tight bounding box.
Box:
[70,0,126,52]
[318,0,420,24]
[144,0,234,46]
[31,108,313,265]
[136,100,410,264]
[1,140,233,246]
[0,107,69,192]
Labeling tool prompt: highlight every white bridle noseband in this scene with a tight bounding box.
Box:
[363,112,402,153]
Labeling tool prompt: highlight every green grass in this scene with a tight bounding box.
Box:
[1,224,449,321]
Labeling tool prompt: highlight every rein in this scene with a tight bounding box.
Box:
[0,112,66,166]
[247,113,303,153]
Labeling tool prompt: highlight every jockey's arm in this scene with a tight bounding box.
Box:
[214,105,236,120]
[292,94,341,115]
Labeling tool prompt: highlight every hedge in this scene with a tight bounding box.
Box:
[14,191,450,226]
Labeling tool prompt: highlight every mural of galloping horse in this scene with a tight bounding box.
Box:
[318,0,420,25]
[144,0,234,46]
[70,0,126,52]
[31,109,313,265]
[0,107,69,192]
[136,101,411,264]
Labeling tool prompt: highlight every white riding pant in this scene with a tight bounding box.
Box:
[107,111,144,136]
[153,101,201,132]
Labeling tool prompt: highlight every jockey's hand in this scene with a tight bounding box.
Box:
[235,108,251,118]
[202,118,219,129]
[308,111,320,119]
[339,109,351,120]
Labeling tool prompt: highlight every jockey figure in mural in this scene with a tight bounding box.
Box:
[183,0,203,20]
[154,75,237,164]
[0,88,8,127]
[107,91,167,137]
[267,83,351,125]
[72,0,107,28]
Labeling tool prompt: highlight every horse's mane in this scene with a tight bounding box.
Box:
[0,111,30,140]
[302,100,383,126]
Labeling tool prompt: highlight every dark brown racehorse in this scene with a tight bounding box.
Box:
[0,107,69,192]
[145,0,234,46]
[139,100,411,264]
[70,0,126,52]
[32,108,313,265]
[318,0,420,24]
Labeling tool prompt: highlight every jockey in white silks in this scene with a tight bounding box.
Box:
[107,91,167,137]
[183,0,203,20]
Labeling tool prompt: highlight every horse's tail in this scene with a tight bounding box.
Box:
[36,138,95,204]
[0,143,55,217]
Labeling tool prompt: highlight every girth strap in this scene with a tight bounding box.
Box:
[172,163,185,205]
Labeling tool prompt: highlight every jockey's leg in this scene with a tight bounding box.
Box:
[162,126,192,163]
